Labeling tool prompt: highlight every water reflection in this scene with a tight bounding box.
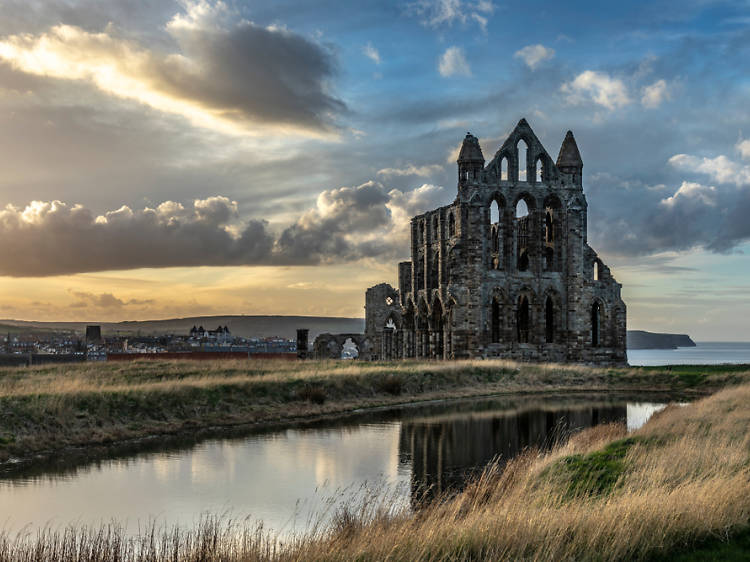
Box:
[0,393,680,538]
[400,403,626,502]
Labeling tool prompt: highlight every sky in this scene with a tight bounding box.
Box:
[0,0,749,340]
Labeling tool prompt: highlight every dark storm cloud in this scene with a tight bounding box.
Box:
[157,9,346,131]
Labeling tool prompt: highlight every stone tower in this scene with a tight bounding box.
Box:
[362,118,626,364]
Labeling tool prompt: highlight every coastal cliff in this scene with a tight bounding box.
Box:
[627,330,696,350]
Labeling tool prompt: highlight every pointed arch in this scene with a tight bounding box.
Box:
[543,194,562,272]
[516,292,532,344]
[490,290,506,344]
[448,212,456,237]
[445,297,457,359]
[591,300,603,347]
[431,297,445,359]
[534,156,543,183]
[544,293,559,344]
[417,297,430,359]
[488,193,506,270]
[403,301,416,358]
[516,138,529,182]
[500,156,509,181]
[514,194,535,272]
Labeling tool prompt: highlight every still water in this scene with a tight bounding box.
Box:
[628,341,750,366]
[0,394,672,538]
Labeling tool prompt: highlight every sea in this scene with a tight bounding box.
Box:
[627,341,750,366]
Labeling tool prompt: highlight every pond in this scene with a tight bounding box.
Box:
[0,393,675,539]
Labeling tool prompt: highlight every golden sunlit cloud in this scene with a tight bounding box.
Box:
[0,2,344,137]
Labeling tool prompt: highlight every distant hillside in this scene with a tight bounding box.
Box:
[627,330,696,350]
[0,316,365,341]
[2,318,697,350]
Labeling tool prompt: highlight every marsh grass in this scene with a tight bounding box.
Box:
[0,359,748,463]
[2,383,750,561]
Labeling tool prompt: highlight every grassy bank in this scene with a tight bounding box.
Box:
[2,378,749,560]
[0,359,748,466]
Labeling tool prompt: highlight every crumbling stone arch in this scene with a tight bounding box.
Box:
[313,333,372,360]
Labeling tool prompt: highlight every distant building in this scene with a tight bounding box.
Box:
[189,325,232,344]
[85,325,102,343]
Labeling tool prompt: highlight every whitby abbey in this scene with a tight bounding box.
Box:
[314,119,627,365]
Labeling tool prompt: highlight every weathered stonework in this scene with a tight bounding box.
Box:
[316,118,627,365]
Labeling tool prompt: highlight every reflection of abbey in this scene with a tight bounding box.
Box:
[315,119,626,364]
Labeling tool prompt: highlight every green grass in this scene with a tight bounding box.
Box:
[544,436,644,498]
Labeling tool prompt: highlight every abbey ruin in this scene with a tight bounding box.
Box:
[315,119,627,365]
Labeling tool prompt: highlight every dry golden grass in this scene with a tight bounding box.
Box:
[2,383,750,561]
[0,358,609,397]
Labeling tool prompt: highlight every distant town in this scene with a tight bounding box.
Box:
[1,324,297,365]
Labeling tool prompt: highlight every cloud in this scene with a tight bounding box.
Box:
[363,42,381,65]
[514,44,555,70]
[660,181,717,207]
[408,0,494,31]
[438,46,471,77]
[0,197,274,276]
[737,139,750,160]
[0,182,452,276]
[561,70,630,110]
[276,181,449,264]
[377,164,444,177]
[641,79,669,108]
[68,291,154,308]
[0,1,344,136]
[592,153,750,257]
[669,153,750,186]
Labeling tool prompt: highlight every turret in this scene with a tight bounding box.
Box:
[556,130,583,185]
[457,132,484,184]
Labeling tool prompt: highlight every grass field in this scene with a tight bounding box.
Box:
[1,376,749,560]
[1,359,749,466]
